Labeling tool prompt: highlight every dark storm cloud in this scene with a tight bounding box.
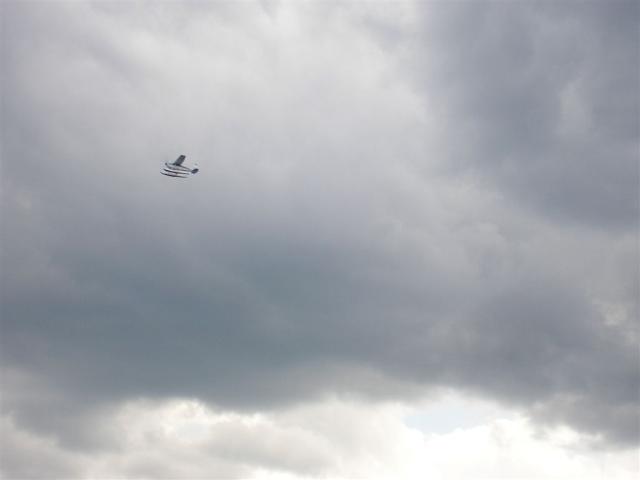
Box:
[1,0,638,467]
[409,1,639,229]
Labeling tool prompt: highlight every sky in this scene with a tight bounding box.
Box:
[1,1,639,478]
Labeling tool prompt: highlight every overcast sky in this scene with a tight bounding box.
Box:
[1,1,639,478]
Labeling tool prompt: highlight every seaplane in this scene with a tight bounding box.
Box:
[161,155,199,178]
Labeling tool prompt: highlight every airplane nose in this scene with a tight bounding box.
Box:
[191,168,199,174]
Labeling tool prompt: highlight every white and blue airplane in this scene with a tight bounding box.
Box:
[161,155,199,178]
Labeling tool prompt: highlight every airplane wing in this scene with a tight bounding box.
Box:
[172,155,186,166]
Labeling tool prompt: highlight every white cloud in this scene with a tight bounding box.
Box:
[2,396,637,479]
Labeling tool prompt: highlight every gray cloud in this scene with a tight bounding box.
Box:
[407,1,639,229]
[1,1,638,474]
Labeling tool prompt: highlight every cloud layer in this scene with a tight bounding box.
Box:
[2,397,638,479]
[2,1,638,476]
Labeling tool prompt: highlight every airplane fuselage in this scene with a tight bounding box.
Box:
[161,157,198,178]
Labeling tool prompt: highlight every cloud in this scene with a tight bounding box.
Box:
[1,1,638,475]
[2,397,638,479]
[405,1,639,229]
